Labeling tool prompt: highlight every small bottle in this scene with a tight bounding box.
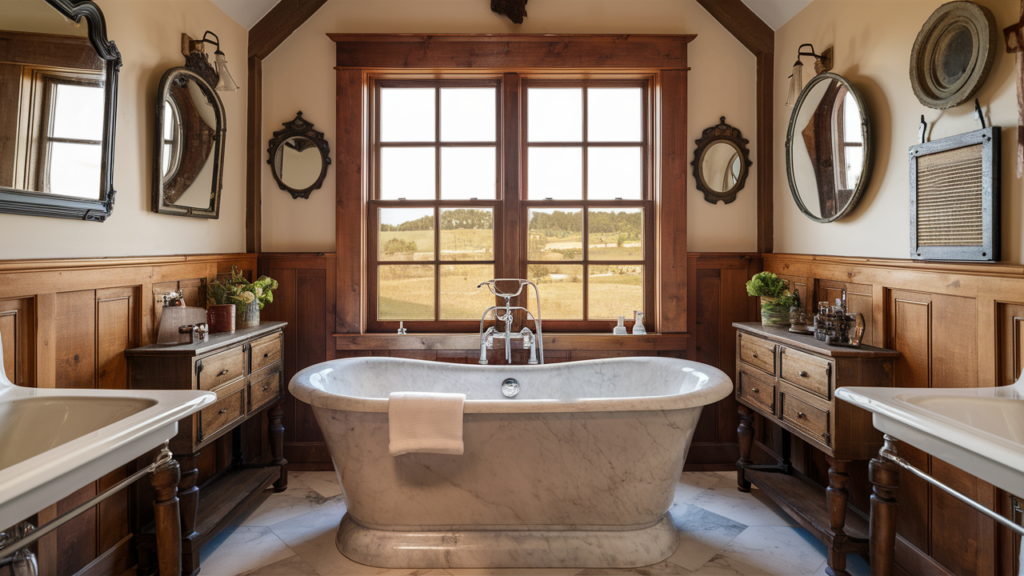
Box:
[632,311,646,335]
[613,316,628,335]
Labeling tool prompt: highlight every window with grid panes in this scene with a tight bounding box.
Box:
[367,77,653,331]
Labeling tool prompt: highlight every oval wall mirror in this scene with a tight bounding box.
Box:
[268,112,331,199]
[152,67,225,218]
[786,72,873,223]
[691,116,752,204]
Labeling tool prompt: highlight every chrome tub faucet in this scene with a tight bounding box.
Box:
[477,279,544,365]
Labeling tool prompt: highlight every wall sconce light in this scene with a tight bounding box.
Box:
[181,31,239,92]
[785,43,834,107]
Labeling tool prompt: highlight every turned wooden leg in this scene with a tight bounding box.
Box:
[870,436,900,576]
[151,444,182,576]
[177,452,199,539]
[269,402,288,492]
[825,457,852,576]
[736,405,754,492]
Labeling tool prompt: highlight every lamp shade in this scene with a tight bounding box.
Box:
[785,61,804,107]
[214,51,239,92]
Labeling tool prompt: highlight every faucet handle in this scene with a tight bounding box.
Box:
[397,321,407,335]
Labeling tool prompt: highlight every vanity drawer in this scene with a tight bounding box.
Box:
[199,380,245,442]
[739,334,776,376]
[780,347,832,400]
[249,369,282,413]
[780,384,831,447]
[250,333,283,373]
[737,367,776,415]
[198,346,245,391]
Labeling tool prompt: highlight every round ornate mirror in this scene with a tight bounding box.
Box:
[267,112,331,199]
[786,72,872,223]
[691,116,752,204]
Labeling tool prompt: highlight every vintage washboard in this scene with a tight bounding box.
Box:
[910,127,1000,261]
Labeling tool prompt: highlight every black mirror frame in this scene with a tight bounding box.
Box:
[0,0,121,222]
[691,116,752,205]
[152,67,226,218]
[267,112,332,200]
[785,72,873,223]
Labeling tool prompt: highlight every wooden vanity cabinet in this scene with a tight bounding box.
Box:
[733,322,899,576]
[126,321,288,576]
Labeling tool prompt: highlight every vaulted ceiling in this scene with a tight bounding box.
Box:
[212,0,281,30]
[740,0,812,30]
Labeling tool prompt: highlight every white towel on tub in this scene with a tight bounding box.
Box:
[388,392,466,456]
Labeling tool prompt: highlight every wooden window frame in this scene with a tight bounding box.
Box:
[35,74,105,194]
[332,34,693,338]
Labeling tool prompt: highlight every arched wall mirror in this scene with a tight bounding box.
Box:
[786,72,873,223]
[267,112,331,199]
[691,117,752,204]
[0,0,121,221]
[152,67,225,218]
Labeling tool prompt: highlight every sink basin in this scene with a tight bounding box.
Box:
[836,382,1024,496]
[0,342,215,529]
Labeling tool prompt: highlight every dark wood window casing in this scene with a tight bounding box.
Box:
[333,34,693,337]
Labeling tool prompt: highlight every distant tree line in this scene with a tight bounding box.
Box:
[528,210,641,236]
[380,209,494,232]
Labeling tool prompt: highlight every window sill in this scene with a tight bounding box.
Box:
[334,332,689,351]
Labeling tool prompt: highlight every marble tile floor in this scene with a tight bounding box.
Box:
[200,471,871,576]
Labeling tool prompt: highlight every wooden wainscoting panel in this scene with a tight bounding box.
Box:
[96,287,136,390]
[0,297,32,386]
[56,483,98,575]
[56,290,97,389]
[997,302,1024,386]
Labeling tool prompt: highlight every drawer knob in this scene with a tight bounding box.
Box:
[799,371,808,378]
[752,352,758,358]
[218,408,227,414]
[217,369,230,377]
[750,387,759,393]
[263,353,270,358]
[262,386,269,392]
[797,411,806,418]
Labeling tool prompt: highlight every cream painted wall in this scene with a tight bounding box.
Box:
[0,0,247,260]
[774,0,1023,262]
[261,0,759,254]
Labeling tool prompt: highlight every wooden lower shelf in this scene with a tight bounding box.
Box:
[745,468,868,552]
[191,466,281,550]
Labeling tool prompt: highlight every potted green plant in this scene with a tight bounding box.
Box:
[746,271,794,327]
[207,267,279,329]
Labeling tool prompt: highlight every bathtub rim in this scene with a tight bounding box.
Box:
[289,356,733,414]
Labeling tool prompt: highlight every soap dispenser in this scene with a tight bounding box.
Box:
[633,310,646,335]
[613,316,628,335]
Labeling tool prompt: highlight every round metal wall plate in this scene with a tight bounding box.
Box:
[910,1,996,109]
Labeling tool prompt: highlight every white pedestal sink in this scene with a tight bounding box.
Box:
[0,340,215,544]
[836,380,1024,496]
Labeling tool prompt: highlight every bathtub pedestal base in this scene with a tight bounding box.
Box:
[336,513,679,569]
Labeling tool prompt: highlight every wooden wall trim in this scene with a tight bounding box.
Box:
[694,0,774,253]
[329,34,694,70]
[335,333,688,351]
[0,253,256,273]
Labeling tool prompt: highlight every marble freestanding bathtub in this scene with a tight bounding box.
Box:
[289,356,732,569]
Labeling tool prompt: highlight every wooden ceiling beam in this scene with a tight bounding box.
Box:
[249,0,328,59]
[694,0,773,56]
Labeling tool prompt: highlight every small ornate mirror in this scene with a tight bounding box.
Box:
[267,112,331,199]
[786,72,872,222]
[152,66,225,218]
[692,117,752,204]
